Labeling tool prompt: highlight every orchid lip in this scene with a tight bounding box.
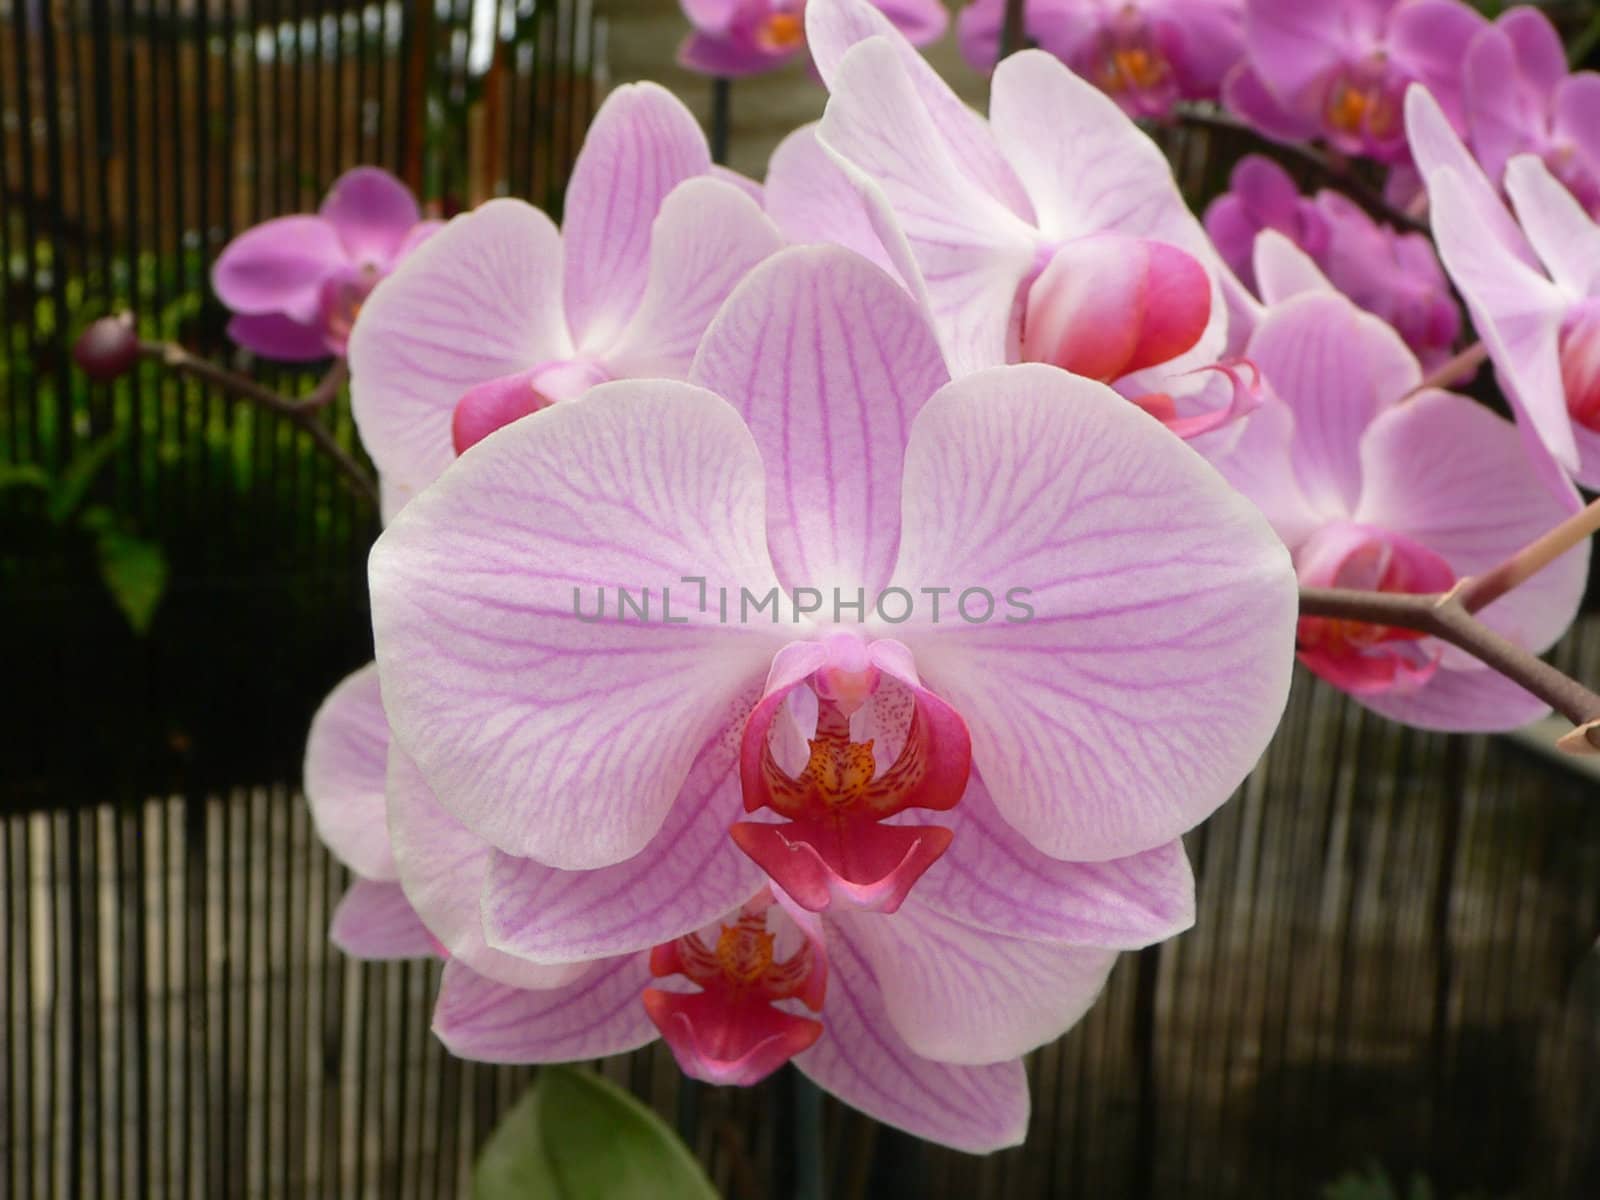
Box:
[643,894,826,1087]
[734,638,972,913]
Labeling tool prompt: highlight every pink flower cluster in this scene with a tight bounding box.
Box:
[268,0,1593,1157]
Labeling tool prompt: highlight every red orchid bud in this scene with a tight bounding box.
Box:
[1020,235,1210,383]
[73,313,140,382]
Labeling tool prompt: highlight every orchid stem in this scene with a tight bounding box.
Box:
[1170,106,1430,236]
[1297,586,1600,752]
[710,78,731,166]
[793,1069,824,1200]
[138,340,377,505]
[999,0,1027,59]
[1453,495,1600,615]
[1410,341,1487,395]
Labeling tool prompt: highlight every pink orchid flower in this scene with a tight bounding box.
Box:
[369,242,1293,900]
[1408,85,1600,493]
[769,0,1253,440]
[955,0,1245,118]
[1463,6,1600,217]
[1205,233,1587,731]
[211,167,439,361]
[678,0,946,78]
[363,244,1292,1147]
[348,82,783,520]
[1224,0,1486,164]
[1204,155,1460,368]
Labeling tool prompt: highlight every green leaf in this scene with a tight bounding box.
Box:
[48,431,123,524]
[95,530,167,635]
[473,1067,717,1200]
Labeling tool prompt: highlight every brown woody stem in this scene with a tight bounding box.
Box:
[138,341,375,505]
[1410,341,1487,395]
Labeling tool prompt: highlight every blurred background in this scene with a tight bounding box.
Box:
[4,1,1600,1196]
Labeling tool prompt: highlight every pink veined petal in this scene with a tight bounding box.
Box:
[1200,387,1324,550]
[889,364,1297,863]
[987,50,1228,387]
[225,312,334,362]
[709,163,766,206]
[211,214,347,322]
[1497,5,1568,98]
[1463,26,1539,191]
[303,662,397,881]
[874,0,948,44]
[817,38,1038,374]
[561,82,711,352]
[348,199,572,498]
[678,31,799,78]
[914,772,1195,946]
[379,476,415,525]
[1428,167,1579,482]
[681,0,739,32]
[806,0,1036,221]
[369,381,788,868]
[319,166,423,266]
[1354,389,1586,658]
[1405,85,1538,268]
[1504,155,1600,299]
[1222,63,1322,144]
[386,746,590,990]
[1245,290,1419,517]
[432,957,659,1064]
[794,919,1029,1152]
[1245,0,1389,103]
[1253,227,1337,305]
[329,879,439,960]
[1552,75,1600,202]
[834,902,1117,1065]
[690,244,949,596]
[1385,0,1489,122]
[1357,662,1551,732]
[601,178,784,379]
[763,125,900,280]
[480,725,765,964]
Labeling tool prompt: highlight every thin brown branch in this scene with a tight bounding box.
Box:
[1297,586,1600,751]
[1169,106,1430,236]
[999,0,1028,59]
[1409,341,1487,396]
[1452,495,1600,615]
[138,341,377,505]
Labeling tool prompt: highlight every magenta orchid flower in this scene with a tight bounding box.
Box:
[348,82,783,519]
[955,0,1245,118]
[678,0,946,78]
[211,167,438,361]
[1206,234,1587,731]
[768,0,1252,439]
[1224,0,1486,164]
[1204,155,1460,368]
[365,243,1293,1147]
[1463,6,1600,217]
[1408,85,1600,493]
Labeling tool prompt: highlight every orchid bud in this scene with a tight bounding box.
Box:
[1560,301,1600,432]
[1019,235,1210,384]
[73,313,140,382]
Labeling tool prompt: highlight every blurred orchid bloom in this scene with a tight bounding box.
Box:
[1408,86,1600,493]
[956,0,1244,118]
[348,82,782,522]
[368,242,1294,917]
[1224,0,1485,164]
[770,0,1251,438]
[1204,155,1460,367]
[677,0,946,77]
[211,167,439,361]
[1463,6,1600,217]
[1206,233,1587,731]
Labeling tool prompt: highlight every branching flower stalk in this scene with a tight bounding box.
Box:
[1299,495,1600,752]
